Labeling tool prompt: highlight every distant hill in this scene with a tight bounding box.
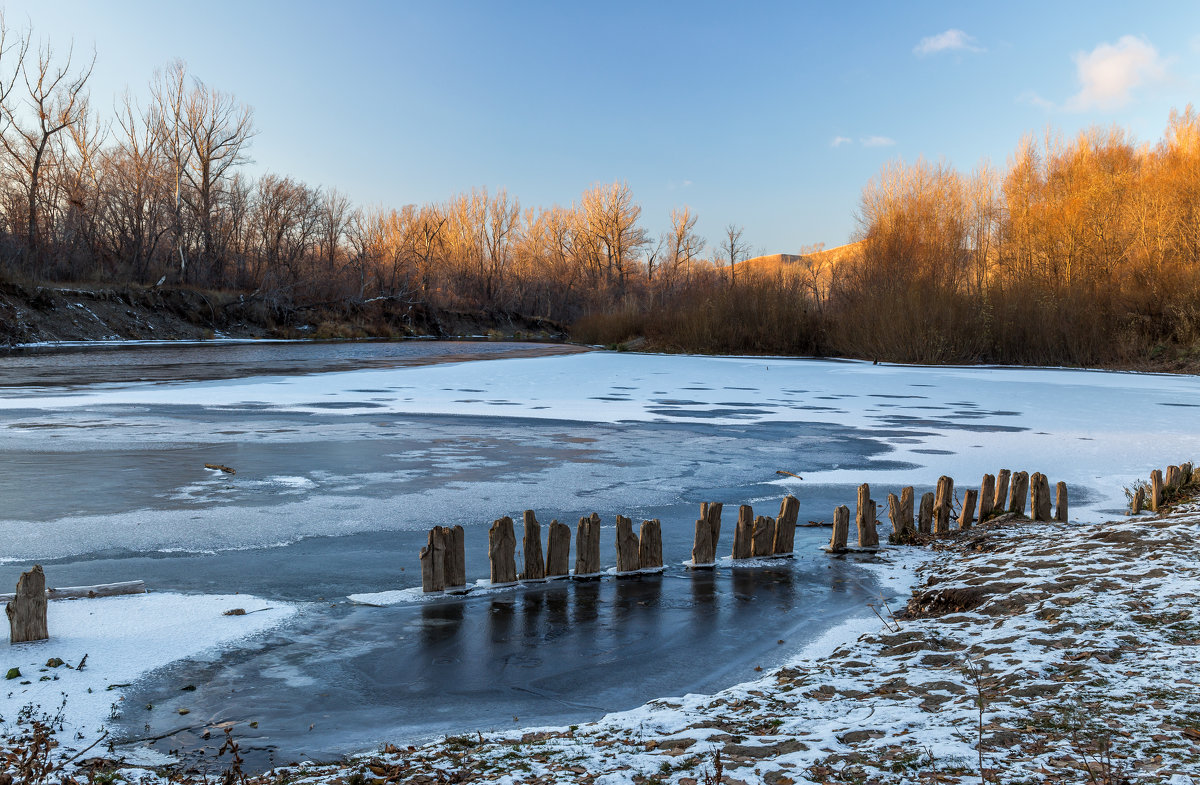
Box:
[733,242,863,287]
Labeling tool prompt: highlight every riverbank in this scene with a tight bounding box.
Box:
[55,479,1194,785]
[0,282,567,346]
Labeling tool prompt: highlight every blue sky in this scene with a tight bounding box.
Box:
[6,1,1200,253]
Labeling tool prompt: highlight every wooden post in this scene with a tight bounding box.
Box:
[773,495,799,555]
[958,489,977,531]
[751,516,776,557]
[1008,472,1029,516]
[918,492,934,535]
[979,474,995,520]
[574,513,602,577]
[1132,486,1145,514]
[443,525,466,589]
[856,483,878,547]
[545,519,571,577]
[691,518,714,566]
[1030,473,1052,521]
[615,515,640,573]
[1054,481,1068,522]
[702,502,723,554]
[638,519,663,569]
[521,511,545,581]
[489,517,517,584]
[1165,465,1181,490]
[7,566,48,644]
[933,476,953,535]
[1182,462,1194,485]
[1150,469,1163,512]
[420,527,446,593]
[829,505,849,552]
[993,469,1011,513]
[732,505,754,559]
[886,492,901,539]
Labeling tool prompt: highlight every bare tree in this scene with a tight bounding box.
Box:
[665,206,705,285]
[0,35,92,265]
[719,222,749,287]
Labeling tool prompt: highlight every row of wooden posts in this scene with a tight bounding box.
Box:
[827,469,1069,552]
[419,496,802,593]
[1131,461,1194,513]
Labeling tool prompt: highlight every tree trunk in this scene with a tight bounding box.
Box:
[419,527,446,593]
[615,515,640,573]
[773,495,799,555]
[959,489,978,530]
[751,515,776,557]
[933,476,954,535]
[829,505,850,552]
[1008,472,1029,516]
[856,483,878,547]
[979,474,996,520]
[545,520,572,577]
[1150,469,1163,512]
[638,519,663,569]
[1054,481,1069,522]
[918,492,934,535]
[993,469,1011,513]
[443,525,466,589]
[732,505,754,559]
[574,513,602,577]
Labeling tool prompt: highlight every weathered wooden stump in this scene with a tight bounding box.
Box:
[7,566,48,644]
[489,516,518,584]
[1182,462,1194,485]
[1132,486,1145,514]
[1054,481,1068,522]
[732,505,754,559]
[888,488,916,541]
[933,476,954,535]
[958,489,978,530]
[691,518,714,566]
[545,519,571,577]
[918,491,934,535]
[1166,465,1182,490]
[829,505,850,552]
[751,515,777,557]
[574,513,602,577]
[1150,469,1163,512]
[443,525,466,589]
[615,515,640,573]
[979,474,996,520]
[1008,472,1029,516]
[856,483,878,547]
[773,495,799,555]
[420,527,447,593]
[1030,473,1052,521]
[521,511,545,581]
[638,519,663,569]
[994,469,1011,513]
[702,502,723,550]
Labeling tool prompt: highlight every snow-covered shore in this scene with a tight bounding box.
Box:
[0,592,296,766]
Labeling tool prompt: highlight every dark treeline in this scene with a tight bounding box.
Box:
[4,20,1200,368]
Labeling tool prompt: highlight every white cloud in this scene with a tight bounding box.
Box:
[831,136,853,147]
[860,136,896,147]
[1017,90,1055,110]
[1066,35,1166,111]
[914,29,983,56]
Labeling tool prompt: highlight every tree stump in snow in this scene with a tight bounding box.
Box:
[420,527,446,593]
[520,511,545,581]
[638,519,663,569]
[829,505,850,552]
[574,513,602,577]
[732,505,754,559]
[856,484,878,547]
[979,474,996,520]
[615,515,640,573]
[993,469,1011,513]
[958,489,977,531]
[7,566,48,644]
[489,517,517,584]
[1008,472,1029,516]
[545,519,571,577]
[1150,469,1163,512]
[933,476,954,535]
[773,495,799,555]
[1055,482,1069,522]
[751,515,776,557]
[1132,486,1145,514]
[443,525,466,589]
[1182,462,1194,485]
[1030,473,1052,521]
[889,487,916,541]
[918,492,934,535]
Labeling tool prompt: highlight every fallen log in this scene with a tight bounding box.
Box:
[0,580,147,603]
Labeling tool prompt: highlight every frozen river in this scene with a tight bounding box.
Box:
[0,341,1197,768]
